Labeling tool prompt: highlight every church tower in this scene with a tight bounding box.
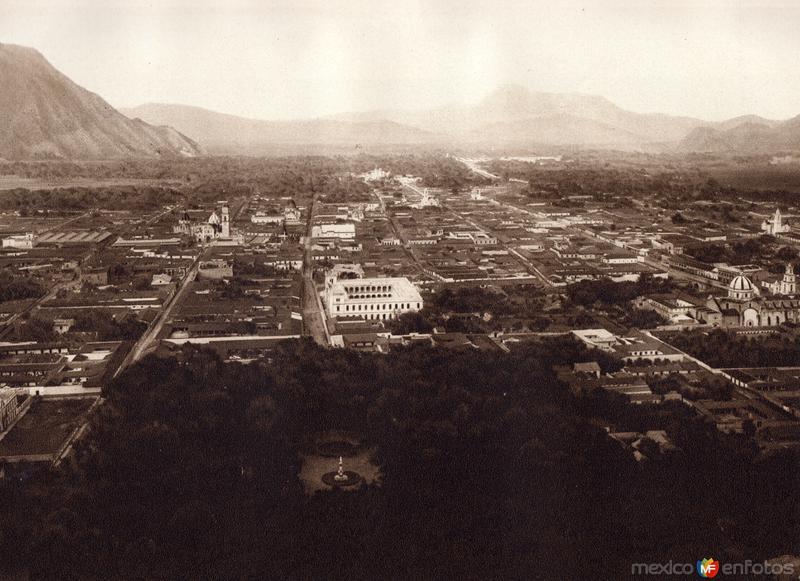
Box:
[762,208,789,235]
[781,262,797,295]
[221,202,230,238]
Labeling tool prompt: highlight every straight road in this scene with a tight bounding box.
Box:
[118,249,204,371]
[452,156,501,181]
[300,193,329,346]
[442,204,552,287]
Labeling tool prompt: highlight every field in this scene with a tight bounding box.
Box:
[0,213,68,234]
[0,175,177,191]
[707,163,800,192]
[0,397,96,458]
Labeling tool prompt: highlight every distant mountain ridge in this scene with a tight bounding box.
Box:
[126,85,800,154]
[330,85,705,146]
[0,43,202,160]
[678,116,800,153]
[5,42,797,158]
[120,103,440,153]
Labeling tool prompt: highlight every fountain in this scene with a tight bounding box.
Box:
[322,455,362,488]
[334,457,347,482]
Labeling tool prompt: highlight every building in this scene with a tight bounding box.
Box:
[251,202,301,226]
[197,259,234,280]
[714,263,763,286]
[284,201,302,225]
[175,202,231,242]
[151,273,173,286]
[762,208,790,236]
[52,318,75,334]
[571,329,618,352]
[410,189,440,209]
[638,294,698,320]
[608,430,676,461]
[251,212,284,225]
[573,361,601,378]
[361,167,390,182]
[706,271,800,327]
[764,263,798,296]
[0,389,26,431]
[312,223,356,239]
[325,276,423,320]
[1,233,35,249]
[82,266,109,286]
[572,328,685,362]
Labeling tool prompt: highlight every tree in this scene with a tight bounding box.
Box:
[390,311,433,334]
[12,316,55,342]
[776,246,797,262]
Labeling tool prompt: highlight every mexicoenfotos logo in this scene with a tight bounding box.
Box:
[632,557,794,576]
[696,558,720,578]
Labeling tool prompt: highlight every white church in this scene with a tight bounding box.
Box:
[175,201,233,243]
[761,208,790,236]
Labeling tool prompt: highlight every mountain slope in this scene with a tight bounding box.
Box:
[121,103,441,153]
[0,43,202,159]
[467,114,649,146]
[331,84,706,145]
[679,117,800,153]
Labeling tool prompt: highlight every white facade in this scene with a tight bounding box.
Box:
[251,213,284,224]
[312,223,355,239]
[325,276,423,320]
[361,167,390,182]
[2,233,35,249]
[175,202,231,242]
[762,208,790,235]
[764,263,798,296]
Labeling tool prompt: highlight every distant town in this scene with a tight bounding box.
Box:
[3,152,800,471]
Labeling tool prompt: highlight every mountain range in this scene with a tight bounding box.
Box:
[679,116,800,153]
[125,85,800,155]
[2,42,800,159]
[0,43,201,160]
[120,103,439,153]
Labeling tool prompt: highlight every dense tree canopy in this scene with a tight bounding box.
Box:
[0,339,797,580]
[0,272,46,303]
[565,275,673,307]
[661,328,800,368]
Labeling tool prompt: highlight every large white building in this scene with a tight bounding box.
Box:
[325,276,423,320]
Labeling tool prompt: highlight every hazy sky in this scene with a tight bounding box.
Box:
[1,0,799,121]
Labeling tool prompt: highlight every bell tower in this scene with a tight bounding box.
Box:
[220,202,230,238]
[781,262,797,295]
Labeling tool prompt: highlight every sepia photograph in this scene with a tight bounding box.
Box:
[0,0,799,578]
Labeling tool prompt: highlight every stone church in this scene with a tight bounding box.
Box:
[707,264,800,327]
[174,202,230,243]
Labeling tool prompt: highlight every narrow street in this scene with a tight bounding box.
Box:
[301,192,329,346]
[116,248,205,373]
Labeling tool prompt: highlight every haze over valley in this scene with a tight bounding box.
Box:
[1,40,799,159]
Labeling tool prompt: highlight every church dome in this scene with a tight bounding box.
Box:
[729,275,754,292]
